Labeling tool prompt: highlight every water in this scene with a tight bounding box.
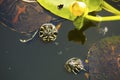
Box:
[0,1,120,80]
[0,20,120,80]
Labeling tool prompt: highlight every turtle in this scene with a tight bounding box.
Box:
[0,0,63,43]
[64,36,120,80]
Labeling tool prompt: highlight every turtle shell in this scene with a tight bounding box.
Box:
[87,36,120,80]
[0,0,58,34]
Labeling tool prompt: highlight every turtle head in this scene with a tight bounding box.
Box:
[64,57,86,75]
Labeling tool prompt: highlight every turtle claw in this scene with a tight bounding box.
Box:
[19,30,38,43]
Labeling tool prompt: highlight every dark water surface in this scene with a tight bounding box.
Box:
[0,1,120,80]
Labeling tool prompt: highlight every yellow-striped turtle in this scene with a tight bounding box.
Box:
[0,0,62,42]
[65,36,120,80]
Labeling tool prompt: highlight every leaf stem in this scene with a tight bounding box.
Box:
[85,15,120,22]
[102,1,120,15]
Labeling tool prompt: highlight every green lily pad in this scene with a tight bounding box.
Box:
[37,0,103,30]
[37,0,77,21]
[84,0,103,12]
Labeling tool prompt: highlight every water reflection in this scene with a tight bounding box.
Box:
[57,51,63,55]
[98,27,108,36]
[0,0,120,80]
[0,18,120,80]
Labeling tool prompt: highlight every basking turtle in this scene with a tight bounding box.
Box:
[65,36,120,80]
[0,0,62,42]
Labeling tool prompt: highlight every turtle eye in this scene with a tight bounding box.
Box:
[39,23,58,42]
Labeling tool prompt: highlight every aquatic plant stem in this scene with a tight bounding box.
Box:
[85,15,120,22]
[102,1,120,15]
